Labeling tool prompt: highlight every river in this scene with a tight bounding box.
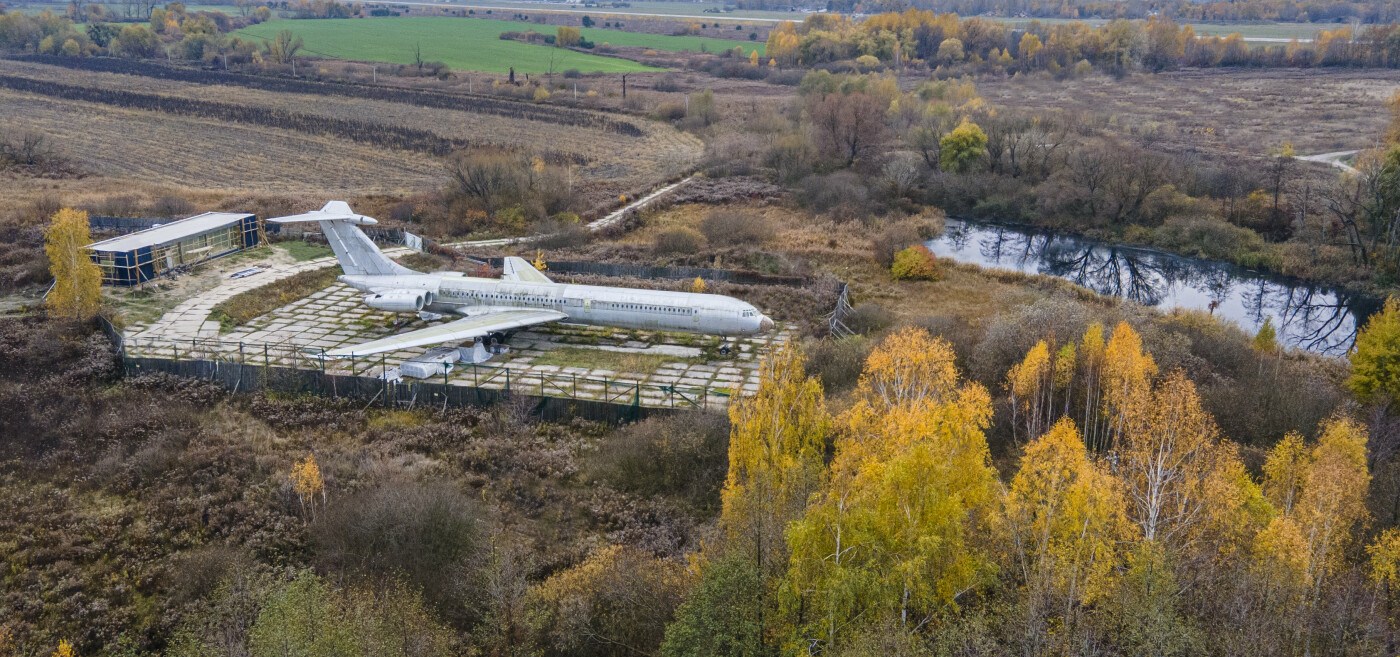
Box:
[925,218,1381,356]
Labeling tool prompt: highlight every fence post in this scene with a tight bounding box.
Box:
[505,368,511,394]
[264,343,269,368]
[572,373,577,399]
[173,340,179,361]
[443,362,449,387]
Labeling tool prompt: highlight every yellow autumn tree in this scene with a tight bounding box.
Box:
[852,326,959,410]
[1263,432,1309,515]
[1114,370,1220,547]
[1002,418,1127,653]
[45,208,102,321]
[1369,527,1400,633]
[721,342,829,577]
[1078,323,1107,449]
[1295,416,1370,596]
[1006,340,1053,442]
[786,389,996,651]
[749,48,759,65]
[52,639,77,657]
[786,329,998,651]
[1100,321,1156,452]
[291,452,325,519]
[689,276,707,293]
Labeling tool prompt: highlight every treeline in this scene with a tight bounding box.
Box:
[0,4,271,61]
[0,73,589,163]
[765,11,1400,72]
[1,53,648,137]
[754,0,1398,24]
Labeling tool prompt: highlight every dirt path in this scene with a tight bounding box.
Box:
[1299,149,1359,173]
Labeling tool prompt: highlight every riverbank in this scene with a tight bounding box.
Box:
[926,217,1380,355]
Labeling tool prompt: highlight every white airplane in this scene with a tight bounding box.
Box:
[269,202,774,359]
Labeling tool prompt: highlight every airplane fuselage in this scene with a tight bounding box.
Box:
[340,273,772,336]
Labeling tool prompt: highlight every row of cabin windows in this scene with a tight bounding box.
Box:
[441,289,698,315]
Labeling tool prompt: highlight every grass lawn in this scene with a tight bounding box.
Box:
[528,346,697,374]
[273,241,334,262]
[234,17,684,73]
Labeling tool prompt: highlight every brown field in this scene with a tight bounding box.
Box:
[0,59,704,190]
[0,89,449,194]
[975,68,1400,157]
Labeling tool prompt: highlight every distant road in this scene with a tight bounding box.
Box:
[1299,149,1359,174]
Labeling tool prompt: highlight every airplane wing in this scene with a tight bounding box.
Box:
[502,256,553,284]
[324,308,566,358]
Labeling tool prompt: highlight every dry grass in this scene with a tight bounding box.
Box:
[0,88,447,194]
[0,59,703,190]
[975,68,1400,157]
[209,265,342,331]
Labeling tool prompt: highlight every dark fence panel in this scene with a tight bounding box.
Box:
[89,216,166,233]
[123,356,659,423]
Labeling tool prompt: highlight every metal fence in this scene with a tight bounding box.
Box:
[115,334,722,419]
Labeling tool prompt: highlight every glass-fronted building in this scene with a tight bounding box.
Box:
[86,212,259,286]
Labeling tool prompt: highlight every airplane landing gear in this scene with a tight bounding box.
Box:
[719,339,733,356]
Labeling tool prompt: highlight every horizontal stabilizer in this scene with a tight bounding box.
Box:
[268,201,378,225]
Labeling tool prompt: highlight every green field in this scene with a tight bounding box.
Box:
[442,0,804,22]
[233,17,759,73]
[233,18,659,72]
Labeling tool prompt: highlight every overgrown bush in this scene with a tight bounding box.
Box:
[843,302,893,336]
[699,210,774,247]
[588,411,729,514]
[653,226,705,255]
[312,478,482,624]
[804,336,870,390]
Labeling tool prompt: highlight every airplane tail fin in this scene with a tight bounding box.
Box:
[268,201,417,277]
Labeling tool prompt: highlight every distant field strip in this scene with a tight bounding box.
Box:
[0,59,702,187]
[0,89,447,192]
[5,55,645,136]
[234,18,668,73]
[0,73,600,165]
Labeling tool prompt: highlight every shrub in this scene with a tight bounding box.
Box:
[588,412,729,513]
[311,478,481,622]
[699,210,774,247]
[803,336,870,390]
[563,68,582,78]
[653,226,705,255]
[652,74,682,92]
[891,244,940,280]
[527,545,687,657]
[150,195,194,218]
[843,302,893,336]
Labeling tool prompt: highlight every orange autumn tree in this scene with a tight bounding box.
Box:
[786,328,999,652]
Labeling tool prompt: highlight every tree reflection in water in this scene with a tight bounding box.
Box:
[930,219,1378,355]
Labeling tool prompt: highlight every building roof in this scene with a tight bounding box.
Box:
[86,212,254,252]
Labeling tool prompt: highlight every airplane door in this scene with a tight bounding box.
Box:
[584,299,591,313]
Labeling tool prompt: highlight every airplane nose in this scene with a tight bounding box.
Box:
[759,315,774,332]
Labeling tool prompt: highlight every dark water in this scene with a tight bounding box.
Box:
[926,218,1381,355]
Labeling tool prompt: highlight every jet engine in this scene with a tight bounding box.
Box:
[363,289,426,313]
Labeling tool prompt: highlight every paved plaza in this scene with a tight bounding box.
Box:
[125,280,787,409]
